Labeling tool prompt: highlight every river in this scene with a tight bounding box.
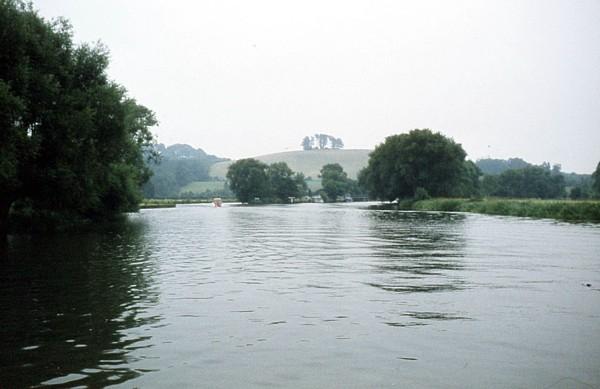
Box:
[1,203,599,388]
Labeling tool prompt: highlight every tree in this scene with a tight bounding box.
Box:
[592,161,600,197]
[267,162,298,202]
[320,163,348,201]
[491,165,565,198]
[301,136,313,151]
[476,158,530,175]
[570,186,584,200]
[1,1,156,236]
[481,175,500,196]
[454,160,482,197]
[315,133,328,149]
[358,129,468,201]
[226,159,270,203]
[331,137,344,149]
[294,172,308,197]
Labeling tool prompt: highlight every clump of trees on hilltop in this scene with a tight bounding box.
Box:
[0,1,156,235]
[301,134,344,150]
[358,129,481,201]
[226,159,307,203]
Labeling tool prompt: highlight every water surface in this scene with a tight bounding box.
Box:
[1,203,599,388]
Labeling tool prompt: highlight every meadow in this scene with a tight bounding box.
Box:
[209,149,370,180]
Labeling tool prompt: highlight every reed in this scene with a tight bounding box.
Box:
[380,198,600,222]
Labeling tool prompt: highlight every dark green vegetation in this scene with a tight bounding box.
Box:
[478,158,595,200]
[142,143,229,199]
[301,133,344,150]
[481,164,565,199]
[376,198,600,223]
[319,163,364,201]
[226,159,307,203]
[0,1,155,235]
[358,129,480,201]
[476,158,530,175]
[320,164,348,201]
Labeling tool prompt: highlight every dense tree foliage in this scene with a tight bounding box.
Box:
[226,159,307,203]
[267,162,300,201]
[476,158,530,175]
[563,171,593,198]
[320,163,349,201]
[483,165,565,199]
[301,134,344,150]
[358,129,472,201]
[455,160,482,197]
[226,159,270,203]
[0,1,156,235]
[477,158,590,199]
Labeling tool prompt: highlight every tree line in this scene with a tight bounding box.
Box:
[225,159,365,203]
[227,129,600,204]
[226,159,308,203]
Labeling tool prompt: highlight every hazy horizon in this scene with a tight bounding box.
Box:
[35,0,600,173]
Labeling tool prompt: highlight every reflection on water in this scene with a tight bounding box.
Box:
[367,211,467,294]
[1,203,600,388]
[0,220,160,388]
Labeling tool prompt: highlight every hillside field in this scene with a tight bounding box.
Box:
[179,181,226,194]
[209,149,371,180]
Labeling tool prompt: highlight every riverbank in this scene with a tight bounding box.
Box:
[373,198,600,223]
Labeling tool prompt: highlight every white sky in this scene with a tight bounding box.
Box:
[35,0,600,173]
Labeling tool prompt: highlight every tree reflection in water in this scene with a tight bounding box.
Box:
[0,219,160,388]
[365,211,472,326]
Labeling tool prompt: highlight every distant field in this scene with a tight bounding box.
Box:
[179,181,226,194]
[209,149,371,180]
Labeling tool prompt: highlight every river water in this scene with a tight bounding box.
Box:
[1,203,599,388]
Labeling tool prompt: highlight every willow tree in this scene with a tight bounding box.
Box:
[358,129,470,201]
[0,1,156,236]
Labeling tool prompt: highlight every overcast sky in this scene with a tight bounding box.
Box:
[35,0,599,173]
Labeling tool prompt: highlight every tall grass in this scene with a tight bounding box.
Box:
[390,198,600,222]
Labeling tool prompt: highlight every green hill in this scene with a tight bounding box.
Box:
[209,149,371,180]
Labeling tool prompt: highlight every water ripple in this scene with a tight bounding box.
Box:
[2,203,600,387]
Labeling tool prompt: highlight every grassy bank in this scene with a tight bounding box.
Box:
[376,198,600,223]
